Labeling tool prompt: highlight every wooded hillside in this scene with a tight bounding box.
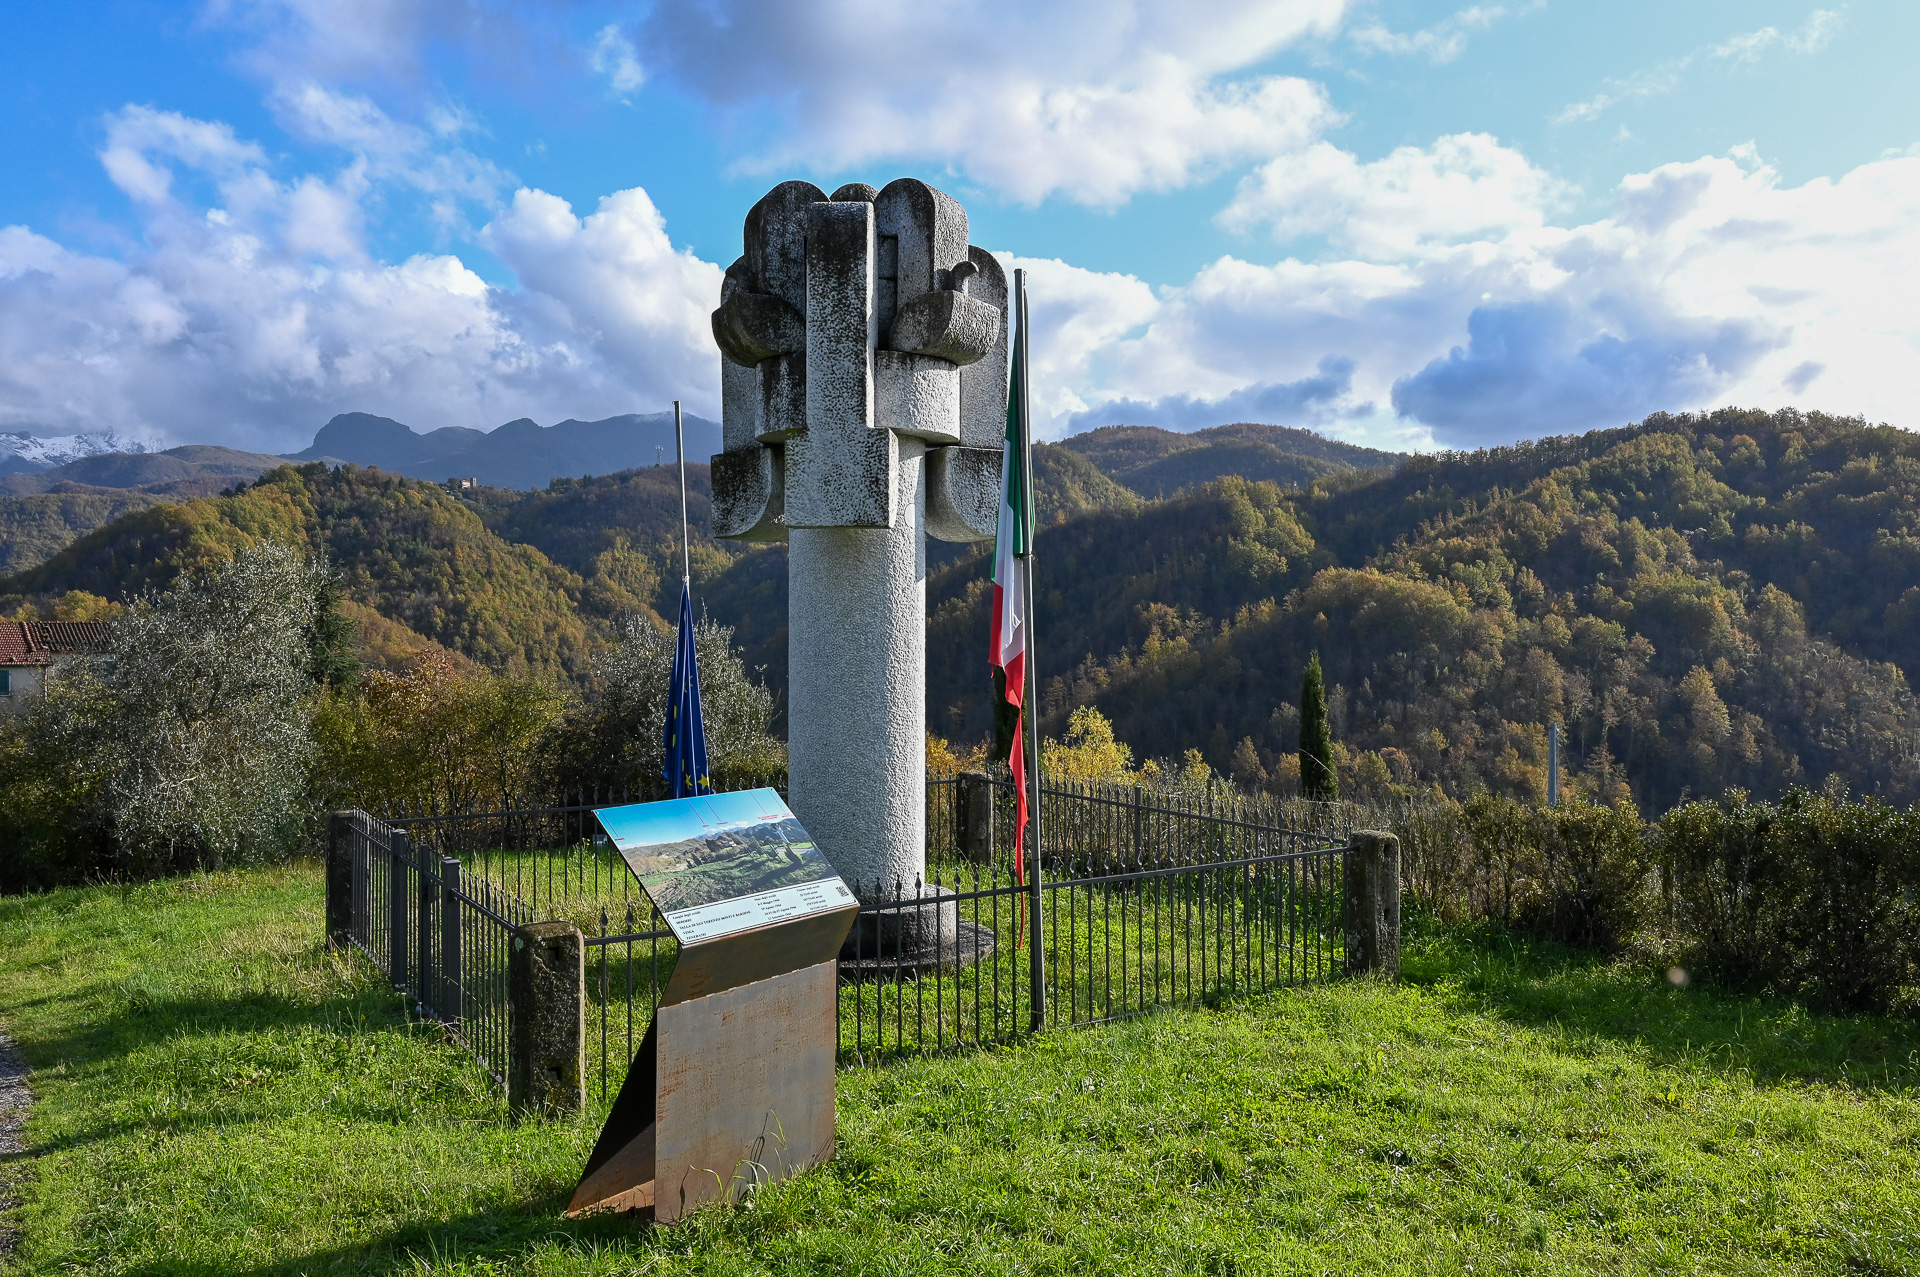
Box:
[926,408,1920,809]
[5,407,1910,810]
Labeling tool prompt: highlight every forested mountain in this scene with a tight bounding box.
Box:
[0,446,300,573]
[922,408,1920,810]
[0,444,289,495]
[0,420,1362,582]
[5,408,1913,810]
[0,492,177,575]
[0,465,600,678]
[1057,422,1398,498]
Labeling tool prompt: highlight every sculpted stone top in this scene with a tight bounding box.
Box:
[708,178,1006,543]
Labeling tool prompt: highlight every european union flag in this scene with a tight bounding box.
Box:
[663,581,711,798]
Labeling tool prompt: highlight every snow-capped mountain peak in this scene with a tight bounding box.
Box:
[0,430,154,471]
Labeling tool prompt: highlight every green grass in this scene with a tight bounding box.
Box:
[3,862,1919,1275]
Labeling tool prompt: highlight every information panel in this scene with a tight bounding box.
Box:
[593,788,855,945]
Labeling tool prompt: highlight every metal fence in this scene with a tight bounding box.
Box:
[366,770,1354,1100]
[837,772,1354,1065]
[332,810,531,1085]
[380,774,787,924]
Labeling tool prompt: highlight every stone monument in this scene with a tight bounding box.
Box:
[709,178,1005,960]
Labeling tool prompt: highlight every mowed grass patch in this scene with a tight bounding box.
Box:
[0,864,1914,1275]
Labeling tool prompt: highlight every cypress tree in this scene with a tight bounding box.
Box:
[305,571,363,691]
[1299,651,1337,801]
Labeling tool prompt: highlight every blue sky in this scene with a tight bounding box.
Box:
[594,787,792,854]
[2,1,1915,452]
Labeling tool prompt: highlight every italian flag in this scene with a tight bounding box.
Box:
[989,304,1031,875]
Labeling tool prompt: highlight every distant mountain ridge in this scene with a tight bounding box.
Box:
[0,414,1397,576]
[1057,423,1399,498]
[287,411,724,489]
[0,445,292,497]
[0,430,153,476]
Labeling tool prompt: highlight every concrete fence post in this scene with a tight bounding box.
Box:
[509,920,585,1119]
[955,770,993,862]
[324,811,354,952]
[1344,830,1402,979]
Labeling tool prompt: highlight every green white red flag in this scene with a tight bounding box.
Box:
[989,288,1032,876]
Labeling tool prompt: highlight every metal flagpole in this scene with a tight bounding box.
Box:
[674,400,690,587]
[1016,270,1047,1032]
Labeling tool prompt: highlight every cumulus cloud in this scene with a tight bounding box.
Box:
[0,106,720,450]
[1026,147,1920,449]
[6,26,1916,464]
[625,0,1349,206]
[1001,254,1162,424]
[1390,300,1777,441]
[1066,357,1361,432]
[1219,133,1567,259]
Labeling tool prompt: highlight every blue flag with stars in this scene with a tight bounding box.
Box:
[663,581,711,798]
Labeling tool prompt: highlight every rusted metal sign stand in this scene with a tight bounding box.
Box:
[567,792,859,1224]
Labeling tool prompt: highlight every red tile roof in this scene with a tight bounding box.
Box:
[0,620,113,666]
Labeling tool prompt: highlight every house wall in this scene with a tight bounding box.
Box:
[0,665,47,712]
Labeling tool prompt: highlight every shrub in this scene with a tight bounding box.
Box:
[1533,797,1651,952]
[1395,791,1650,953]
[1657,788,1920,1012]
[312,650,567,815]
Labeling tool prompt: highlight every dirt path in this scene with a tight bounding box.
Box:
[0,1027,29,1264]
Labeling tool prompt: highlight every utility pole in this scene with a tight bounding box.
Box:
[1548,721,1561,807]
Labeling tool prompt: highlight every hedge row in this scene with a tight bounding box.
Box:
[1392,788,1920,1015]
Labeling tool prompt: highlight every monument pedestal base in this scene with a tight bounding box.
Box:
[838,917,996,978]
[839,887,997,976]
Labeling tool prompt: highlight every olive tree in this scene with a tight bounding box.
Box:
[45,541,322,874]
[549,611,784,793]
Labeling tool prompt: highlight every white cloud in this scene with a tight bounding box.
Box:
[1031,147,1920,449]
[1557,8,1843,125]
[625,0,1351,206]
[1001,254,1162,424]
[590,25,645,98]
[0,107,720,451]
[204,0,1349,210]
[1348,4,1507,65]
[481,187,725,408]
[1710,8,1841,62]
[1219,133,1567,259]
[267,81,512,230]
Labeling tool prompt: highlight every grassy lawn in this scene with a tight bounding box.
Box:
[1,862,1917,1275]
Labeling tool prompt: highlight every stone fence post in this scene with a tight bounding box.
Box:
[509,920,584,1119]
[1344,830,1401,979]
[955,770,993,862]
[324,811,354,952]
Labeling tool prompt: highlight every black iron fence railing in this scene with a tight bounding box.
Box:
[333,769,1359,1100]
[333,810,530,1085]
[380,774,788,925]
